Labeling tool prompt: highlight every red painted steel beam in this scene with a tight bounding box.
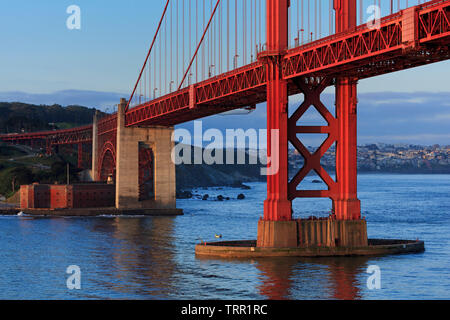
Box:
[97,114,118,136]
[334,76,361,220]
[333,0,361,220]
[262,0,292,222]
[0,124,93,146]
[288,77,338,202]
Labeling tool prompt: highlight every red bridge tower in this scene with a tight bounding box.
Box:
[257,0,367,248]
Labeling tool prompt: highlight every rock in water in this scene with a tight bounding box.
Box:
[177,191,193,199]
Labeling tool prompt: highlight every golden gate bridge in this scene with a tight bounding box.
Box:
[1,0,448,254]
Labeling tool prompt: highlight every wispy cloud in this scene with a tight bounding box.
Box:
[370,97,427,105]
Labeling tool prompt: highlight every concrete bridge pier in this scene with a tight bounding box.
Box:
[115,98,176,210]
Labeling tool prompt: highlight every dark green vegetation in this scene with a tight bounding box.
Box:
[0,102,102,200]
[0,144,81,198]
[0,145,27,158]
[0,102,104,133]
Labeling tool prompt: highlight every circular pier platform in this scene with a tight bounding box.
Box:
[195,239,425,258]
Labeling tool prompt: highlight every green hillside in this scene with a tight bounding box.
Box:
[0,102,104,133]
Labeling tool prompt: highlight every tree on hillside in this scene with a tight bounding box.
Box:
[0,166,34,196]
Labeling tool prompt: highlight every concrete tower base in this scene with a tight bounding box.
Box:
[195,239,424,258]
[257,219,368,249]
[115,98,177,210]
[193,218,424,259]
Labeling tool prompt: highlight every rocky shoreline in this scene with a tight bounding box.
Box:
[177,183,250,201]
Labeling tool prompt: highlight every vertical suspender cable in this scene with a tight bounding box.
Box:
[308,0,310,42]
[213,0,216,75]
[330,0,333,35]
[206,0,209,78]
[217,0,220,74]
[219,0,222,73]
[189,0,191,84]
[296,1,300,46]
[250,0,253,60]
[314,0,317,40]
[182,0,185,86]
[196,0,198,82]
[254,0,257,54]
[165,15,167,94]
[288,1,291,47]
[145,56,147,100]
[227,0,229,71]
[176,0,179,86]
[243,0,246,65]
[158,28,162,95]
[360,0,363,25]
[254,0,257,59]
[302,0,305,44]
[210,0,213,74]
[215,1,217,74]
[319,0,321,39]
[170,1,173,91]
[235,0,238,68]
[259,0,261,49]
[149,50,151,100]
[153,46,156,98]
[202,0,205,80]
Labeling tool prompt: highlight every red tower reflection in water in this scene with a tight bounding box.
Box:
[256,257,370,300]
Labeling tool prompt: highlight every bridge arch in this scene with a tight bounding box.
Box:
[98,141,116,182]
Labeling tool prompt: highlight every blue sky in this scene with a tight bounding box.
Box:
[0,1,449,145]
[1,0,449,94]
[0,0,166,94]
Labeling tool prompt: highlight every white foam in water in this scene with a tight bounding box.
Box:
[17,211,24,216]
